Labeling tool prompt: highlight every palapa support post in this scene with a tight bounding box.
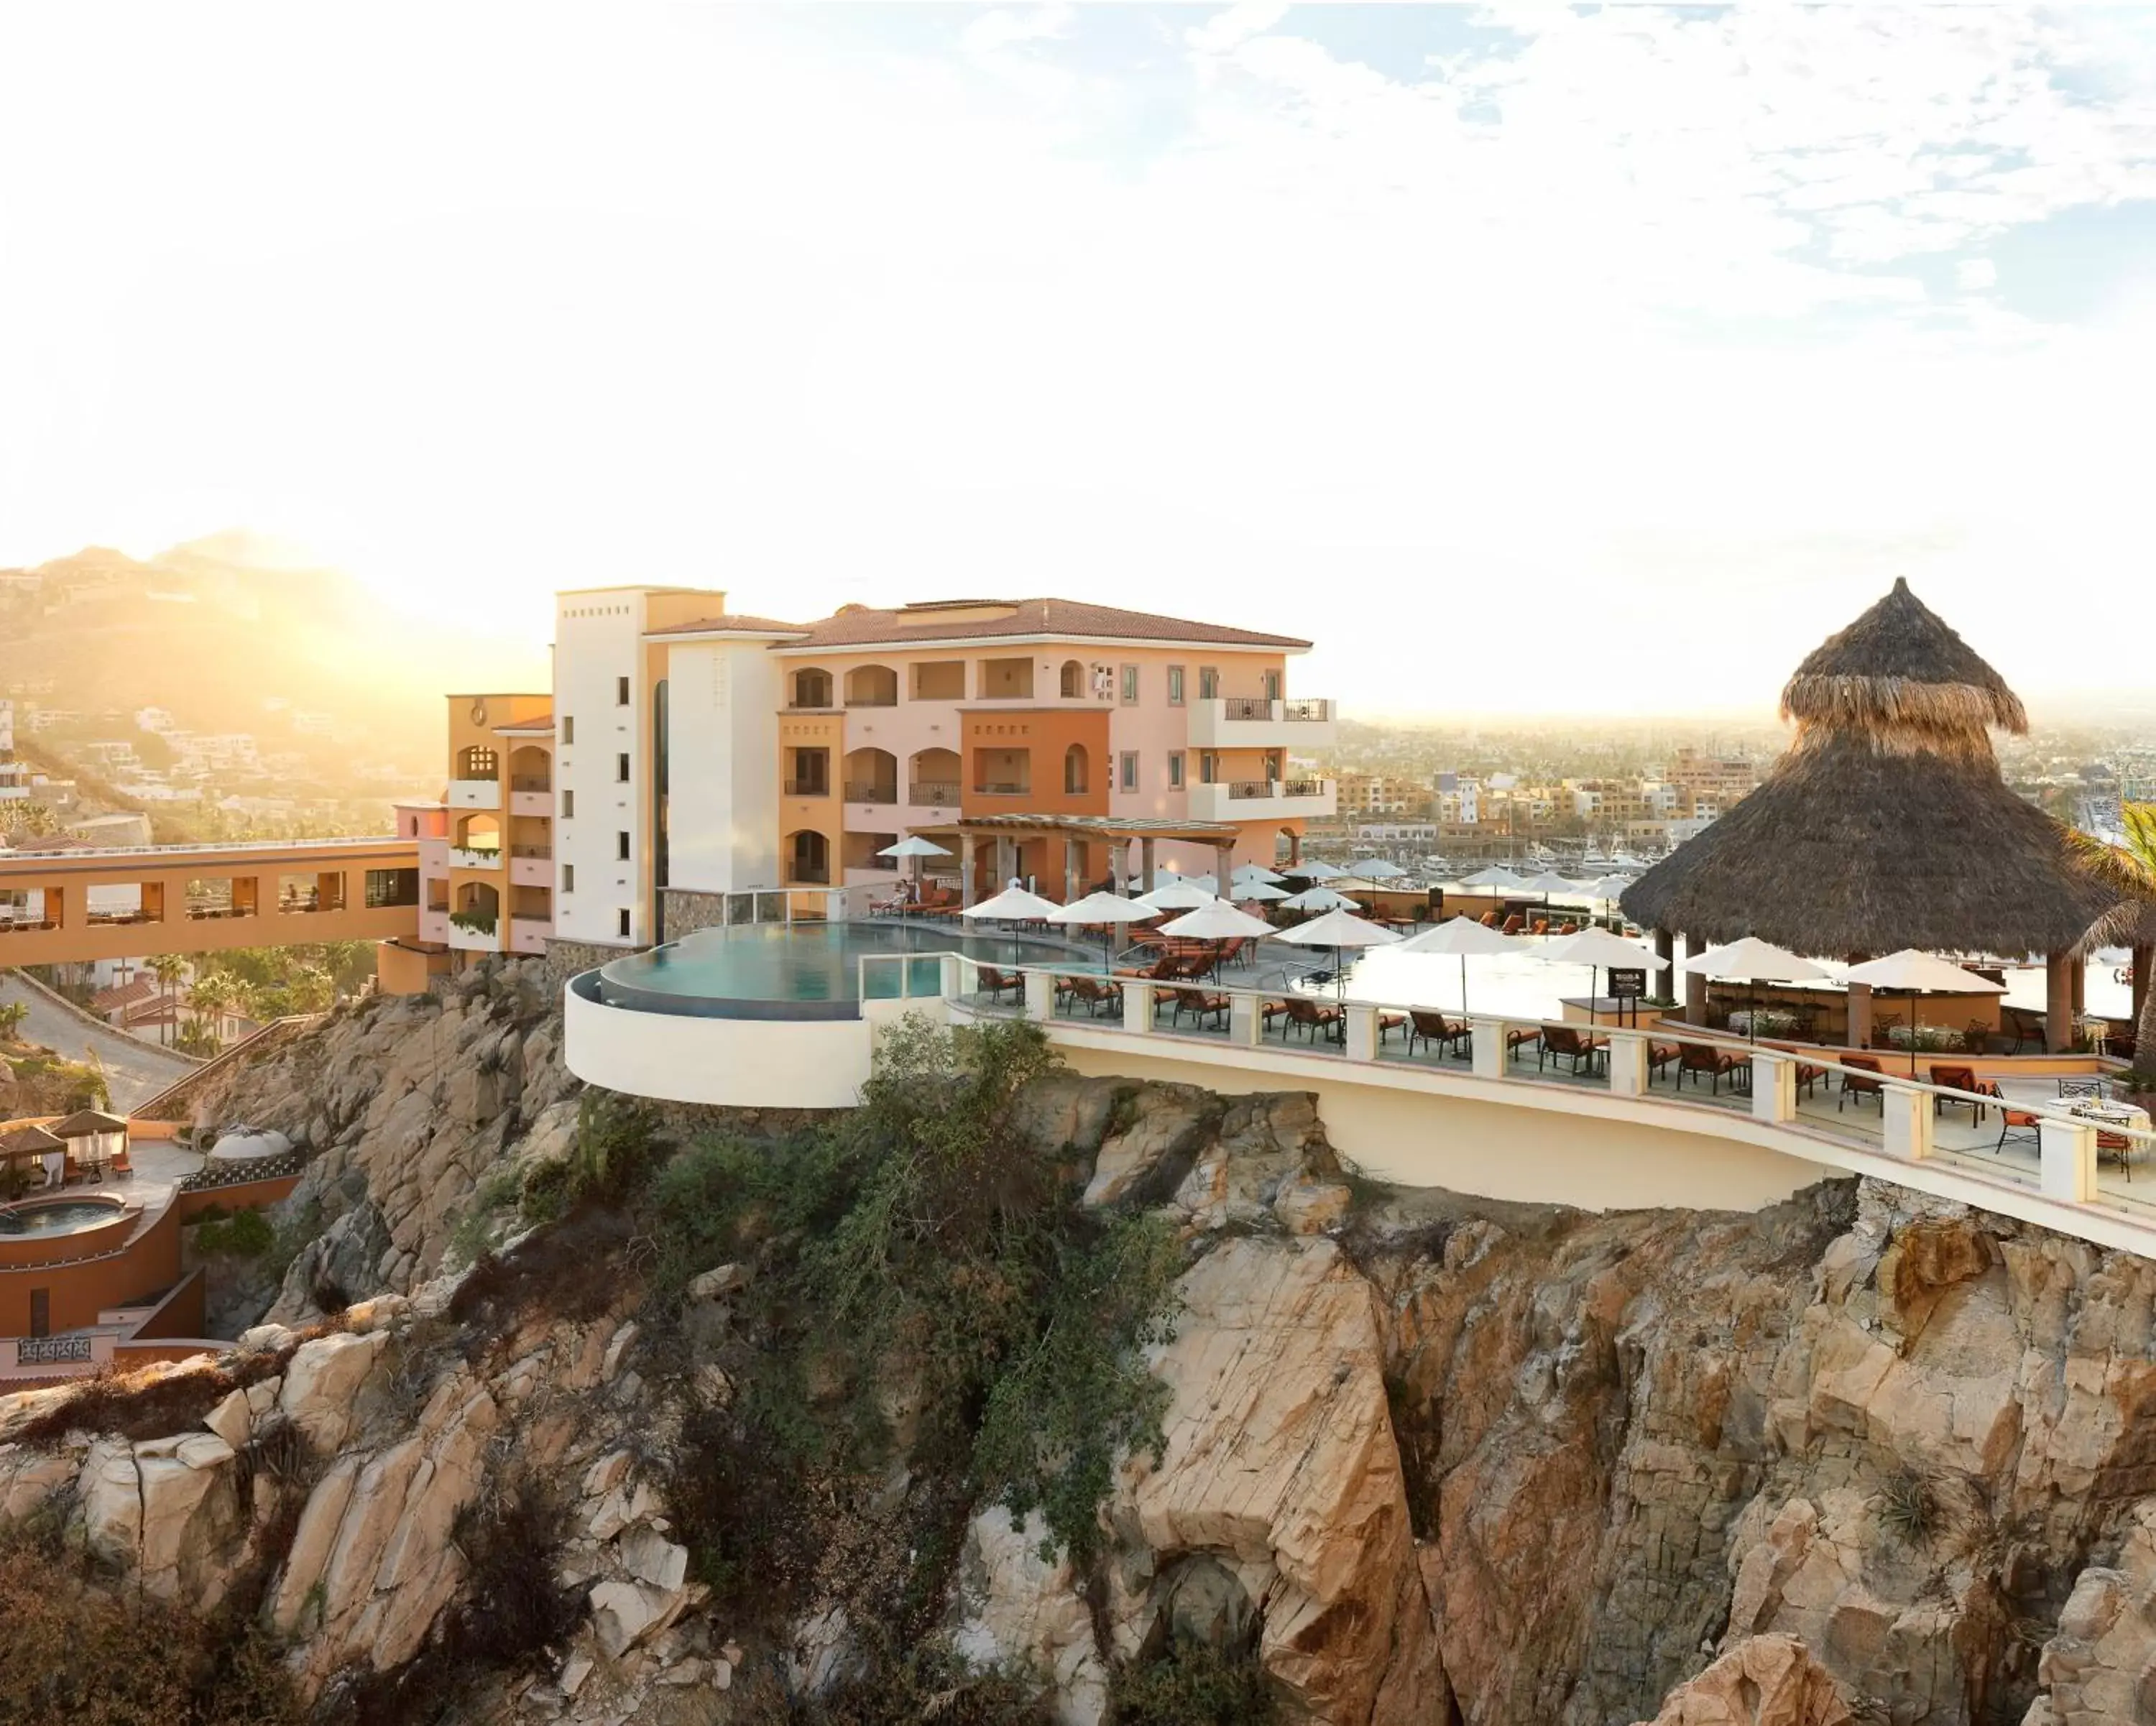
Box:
[1139,838,1157,894]
[1684,959,1708,1026]
[1215,841,1235,902]
[1846,982,1873,1050]
[2046,953,2076,1053]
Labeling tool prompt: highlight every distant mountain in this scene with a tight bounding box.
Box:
[0,533,547,788]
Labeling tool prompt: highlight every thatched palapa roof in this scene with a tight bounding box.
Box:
[1623,578,2119,958]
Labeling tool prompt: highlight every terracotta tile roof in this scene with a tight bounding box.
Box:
[648,599,1309,652]
[91,977,158,1013]
[644,613,808,638]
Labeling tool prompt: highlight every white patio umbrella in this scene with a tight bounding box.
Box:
[1233,863,1287,886]
[1843,949,2006,1074]
[1047,890,1157,961]
[1582,874,1636,928]
[1282,859,1346,881]
[1160,900,1276,976]
[1683,938,1831,1041]
[1135,880,1217,913]
[1396,915,1518,1015]
[1348,858,1409,882]
[1541,928,1669,1025]
[1233,878,1289,903]
[1461,864,1528,890]
[1276,905,1401,1002]
[962,886,1060,923]
[877,834,952,897]
[1279,884,1358,913]
[1520,871,1580,916]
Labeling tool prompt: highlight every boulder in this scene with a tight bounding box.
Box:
[1639,1635,1854,1725]
[278,1329,387,1452]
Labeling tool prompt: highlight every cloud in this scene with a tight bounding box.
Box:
[1958,257,2001,291]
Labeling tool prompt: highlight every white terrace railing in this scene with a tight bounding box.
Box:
[855,951,2156,1243]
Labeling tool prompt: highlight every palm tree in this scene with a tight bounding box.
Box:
[2076,801,2156,1084]
[185,970,240,1051]
[0,1000,27,1043]
[148,954,190,1048]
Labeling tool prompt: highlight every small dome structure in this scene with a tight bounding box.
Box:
[209,1125,292,1162]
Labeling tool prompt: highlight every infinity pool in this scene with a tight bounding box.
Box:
[594,919,1095,1019]
[0,1198,126,1237]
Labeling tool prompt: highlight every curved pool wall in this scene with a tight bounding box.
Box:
[566,919,1096,1108]
[592,920,1088,1020]
[0,1196,127,1237]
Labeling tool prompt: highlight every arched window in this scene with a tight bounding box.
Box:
[456,745,498,780]
[1064,744,1089,795]
[793,668,833,709]
[788,829,831,885]
[1059,660,1084,698]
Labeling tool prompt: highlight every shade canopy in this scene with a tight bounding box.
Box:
[1348,858,1409,881]
[1279,885,1358,913]
[1159,903,1276,941]
[1542,929,1670,971]
[1623,578,2119,956]
[1275,908,1402,949]
[1282,859,1346,880]
[1046,892,1156,926]
[1461,865,1528,890]
[1843,949,2006,994]
[0,1125,64,1159]
[877,836,952,859]
[1397,916,1519,956]
[1233,879,1290,902]
[1135,880,1218,912]
[1682,938,1830,982]
[1233,864,1287,886]
[962,887,1061,921]
[1521,871,1580,895]
[1582,874,1636,904]
[50,1109,129,1137]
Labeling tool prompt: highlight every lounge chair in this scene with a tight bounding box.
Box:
[1928,1064,1986,1124]
[1794,1062,1826,1101]
[1479,911,1500,928]
[1280,997,1342,1042]
[1505,1025,1542,1062]
[976,966,1023,1004]
[1649,1041,1682,1084]
[1837,1055,1885,1111]
[1058,976,1120,1018]
[1539,1025,1607,1076]
[1378,1010,1408,1044]
[1406,1010,1470,1059]
[1678,1041,1747,1095]
[1501,915,1525,936]
[1163,987,1229,1030]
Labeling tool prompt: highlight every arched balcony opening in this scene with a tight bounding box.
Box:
[455,813,501,855]
[1064,743,1089,795]
[844,664,898,707]
[791,668,834,709]
[1059,659,1084,698]
[456,744,498,780]
[508,744,550,793]
[908,747,961,808]
[844,747,898,805]
[787,829,831,885]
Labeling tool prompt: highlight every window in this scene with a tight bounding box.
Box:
[456,745,497,779]
[562,789,575,818]
[1120,665,1138,705]
[563,863,575,892]
[562,716,574,744]
[1064,744,1088,795]
[1168,752,1184,789]
[618,908,632,938]
[1167,665,1185,706]
[617,675,630,706]
[617,752,630,782]
[617,831,630,861]
[1198,667,1219,701]
[1263,668,1281,701]
[1120,751,1138,792]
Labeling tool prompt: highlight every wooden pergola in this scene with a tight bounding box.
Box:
[944,813,1249,907]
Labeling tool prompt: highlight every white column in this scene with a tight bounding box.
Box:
[939,954,963,1001]
[1882,1086,1932,1161]
[1227,992,1263,1046]
[1607,1032,1648,1097]
[1470,1017,1505,1081]
[2040,1117,2098,1202]
[1123,982,1153,1035]
[1751,1052,1795,1124]
[1344,1004,1378,1062]
[1023,970,1054,1020]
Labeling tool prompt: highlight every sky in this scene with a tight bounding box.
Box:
[4,3,2155,718]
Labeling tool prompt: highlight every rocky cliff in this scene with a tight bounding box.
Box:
[4,970,2155,1725]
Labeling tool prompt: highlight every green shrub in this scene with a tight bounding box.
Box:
[193,1206,276,1257]
[1107,1640,1277,1725]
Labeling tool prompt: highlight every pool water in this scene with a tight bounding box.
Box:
[0,1199,124,1237]
[596,920,1092,1018]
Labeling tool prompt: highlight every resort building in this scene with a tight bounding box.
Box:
[541,589,1335,965]
[0,700,27,802]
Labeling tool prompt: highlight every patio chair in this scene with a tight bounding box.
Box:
[1837,1055,1885,1112]
[1929,1064,1986,1124]
[2099,1129,2136,1180]
[1529,918,1550,936]
[1539,1025,1607,1076]
[1378,1010,1408,1044]
[2058,1078,2110,1101]
[1795,1062,1827,1101]
[1981,1084,2041,1156]
[2004,1006,2045,1055]
[111,1147,132,1180]
[1556,922,1580,936]
[1406,1010,1470,1059]
[1164,987,1230,1030]
[976,966,1023,1004]
[1649,1042,1682,1084]
[1871,1012,1903,1050]
[1678,1041,1746,1095]
[1479,911,1500,928]
[1059,976,1119,1017]
[1281,997,1342,1042]
[1506,1025,1542,1062]
[1500,915,1525,936]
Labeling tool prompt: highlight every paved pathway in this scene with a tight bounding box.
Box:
[1,973,197,1111]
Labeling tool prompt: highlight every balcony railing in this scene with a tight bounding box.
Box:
[908,781,961,807]
[510,776,552,793]
[974,782,1031,796]
[1225,778,1325,800]
[16,1335,93,1366]
[510,844,553,859]
[845,783,898,804]
[449,908,498,936]
[1222,696,1271,721]
[845,696,898,709]
[783,779,831,797]
[1283,699,1330,721]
